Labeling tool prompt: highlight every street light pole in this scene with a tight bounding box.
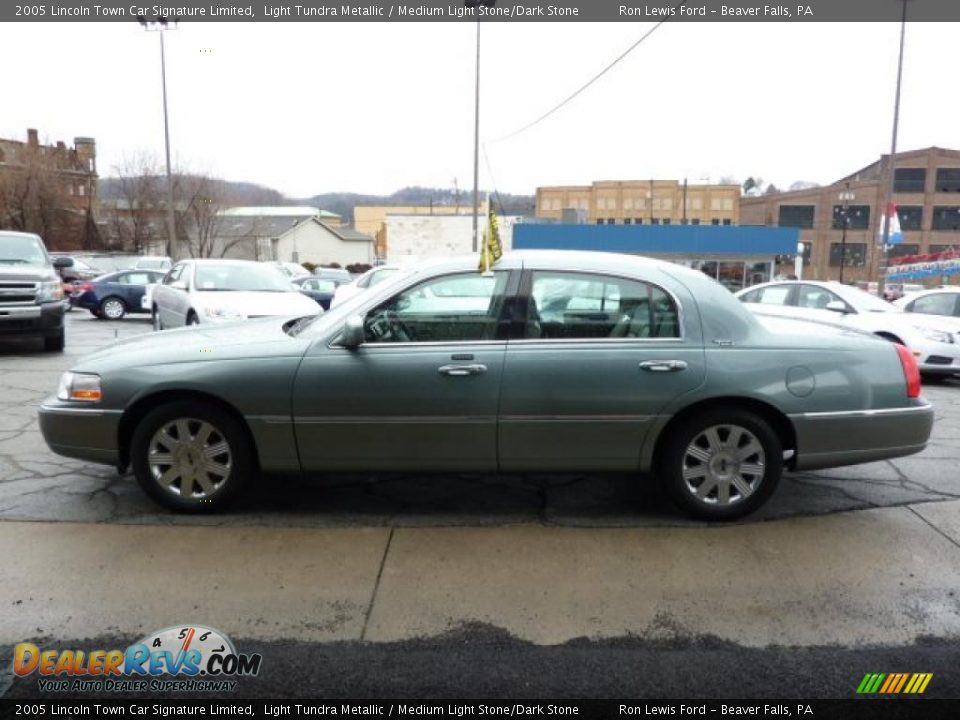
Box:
[877,0,908,297]
[139,17,179,261]
[838,184,855,284]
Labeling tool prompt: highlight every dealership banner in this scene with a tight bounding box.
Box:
[1,700,960,719]
[3,0,959,23]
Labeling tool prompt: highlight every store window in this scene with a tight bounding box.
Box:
[829,243,867,267]
[894,168,926,193]
[778,205,815,229]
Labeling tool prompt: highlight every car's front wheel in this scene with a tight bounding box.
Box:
[660,409,782,521]
[151,306,162,331]
[130,401,252,513]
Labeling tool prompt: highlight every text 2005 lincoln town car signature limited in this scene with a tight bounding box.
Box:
[38,251,934,520]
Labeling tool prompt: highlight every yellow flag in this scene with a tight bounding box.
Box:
[479,205,504,273]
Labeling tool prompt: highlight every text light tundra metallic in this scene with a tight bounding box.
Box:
[38,252,934,520]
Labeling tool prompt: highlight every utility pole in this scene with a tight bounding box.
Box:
[877,0,908,297]
[682,177,688,224]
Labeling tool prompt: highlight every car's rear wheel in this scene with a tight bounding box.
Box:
[660,409,782,521]
[186,311,199,326]
[152,306,162,331]
[99,296,126,321]
[43,327,65,353]
[131,401,251,513]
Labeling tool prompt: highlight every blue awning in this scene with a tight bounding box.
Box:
[513,224,798,257]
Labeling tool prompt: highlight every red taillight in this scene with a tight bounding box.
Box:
[77,282,93,293]
[894,343,921,398]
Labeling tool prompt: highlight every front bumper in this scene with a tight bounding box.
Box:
[38,400,122,467]
[789,401,934,471]
[0,302,65,336]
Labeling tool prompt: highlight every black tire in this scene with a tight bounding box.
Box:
[131,400,252,513]
[43,327,65,353]
[186,310,199,326]
[152,306,162,331]
[659,408,782,521]
[99,296,127,321]
[90,309,102,318]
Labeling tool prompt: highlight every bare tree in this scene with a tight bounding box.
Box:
[0,143,71,246]
[174,172,259,259]
[105,153,164,254]
[788,180,821,191]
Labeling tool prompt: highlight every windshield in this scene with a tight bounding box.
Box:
[834,284,900,312]
[194,264,295,292]
[0,235,48,266]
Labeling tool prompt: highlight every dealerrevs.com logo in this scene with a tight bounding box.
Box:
[12,625,262,693]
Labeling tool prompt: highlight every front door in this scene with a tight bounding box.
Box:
[498,269,706,471]
[293,270,513,472]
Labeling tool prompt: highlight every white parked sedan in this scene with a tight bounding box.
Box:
[895,287,960,319]
[736,280,960,377]
[151,259,320,330]
[330,265,410,308]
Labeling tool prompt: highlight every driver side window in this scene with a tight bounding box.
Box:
[363,272,508,343]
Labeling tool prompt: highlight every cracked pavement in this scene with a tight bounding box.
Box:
[2,312,960,699]
[0,313,959,528]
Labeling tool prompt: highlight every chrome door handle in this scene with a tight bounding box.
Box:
[639,360,688,372]
[438,364,488,377]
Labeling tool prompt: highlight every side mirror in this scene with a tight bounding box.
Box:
[825,300,848,314]
[171,280,188,291]
[52,256,74,269]
[340,315,365,348]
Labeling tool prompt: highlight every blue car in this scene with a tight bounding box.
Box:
[70,270,167,320]
[292,274,349,310]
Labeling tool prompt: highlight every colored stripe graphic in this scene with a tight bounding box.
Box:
[857,672,932,694]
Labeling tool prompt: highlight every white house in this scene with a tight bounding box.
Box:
[214,206,373,265]
[385,213,519,263]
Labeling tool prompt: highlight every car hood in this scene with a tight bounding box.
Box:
[193,290,319,316]
[72,316,314,374]
[0,264,56,282]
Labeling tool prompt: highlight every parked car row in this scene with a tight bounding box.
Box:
[736,280,960,378]
[40,250,935,521]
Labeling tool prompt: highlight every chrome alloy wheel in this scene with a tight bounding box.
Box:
[147,418,232,499]
[102,298,125,319]
[681,424,766,506]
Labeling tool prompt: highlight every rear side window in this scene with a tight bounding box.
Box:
[908,293,959,317]
[754,285,793,306]
[797,285,845,310]
[527,271,680,340]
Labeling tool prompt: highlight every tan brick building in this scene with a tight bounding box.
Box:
[740,147,960,284]
[535,180,740,227]
[0,128,98,250]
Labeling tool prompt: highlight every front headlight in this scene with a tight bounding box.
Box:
[37,280,64,303]
[56,372,102,402]
[916,326,954,344]
[203,307,244,321]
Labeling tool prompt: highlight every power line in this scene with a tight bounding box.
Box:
[490,2,687,144]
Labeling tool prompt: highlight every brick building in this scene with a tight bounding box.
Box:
[536,180,740,227]
[740,147,960,284]
[0,128,98,250]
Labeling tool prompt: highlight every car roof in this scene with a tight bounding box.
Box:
[401,250,712,277]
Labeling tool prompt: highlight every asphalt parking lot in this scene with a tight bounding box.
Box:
[1,312,960,698]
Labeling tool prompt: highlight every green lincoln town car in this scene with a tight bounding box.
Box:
[38,251,934,520]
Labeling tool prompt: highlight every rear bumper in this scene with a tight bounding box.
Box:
[38,400,121,467]
[789,402,934,471]
[0,302,66,336]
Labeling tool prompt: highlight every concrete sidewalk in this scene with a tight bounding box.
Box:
[2,501,960,648]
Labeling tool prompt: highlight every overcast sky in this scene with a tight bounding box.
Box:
[2,21,957,198]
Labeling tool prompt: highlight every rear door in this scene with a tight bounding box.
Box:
[498,268,706,471]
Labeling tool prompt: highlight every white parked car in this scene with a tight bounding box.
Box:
[330,265,409,308]
[895,287,960,320]
[133,256,173,271]
[269,261,312,280]
[151,259,320,330]
[736,280,960,377]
